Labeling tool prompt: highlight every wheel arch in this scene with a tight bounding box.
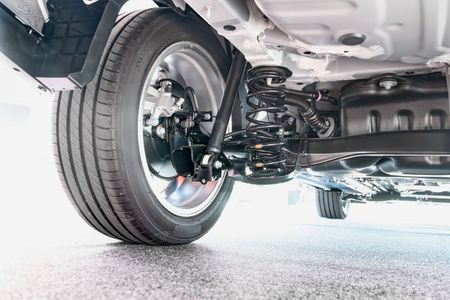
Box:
[0,0,232,90]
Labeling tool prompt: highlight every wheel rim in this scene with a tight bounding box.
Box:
[137,42,226,217]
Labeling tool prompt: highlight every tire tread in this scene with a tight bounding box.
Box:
[316,189,347,219]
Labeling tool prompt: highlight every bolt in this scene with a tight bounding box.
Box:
[277,128,284,137]
[155,125,166,138]
[213,160,223,169]
[150,118,160,126]
[163,82,172,92]
[175,97,185,106]
[203,113,211,121]
[379,79,398,90]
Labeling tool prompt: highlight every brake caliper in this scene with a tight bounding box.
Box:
[145,80,185,127]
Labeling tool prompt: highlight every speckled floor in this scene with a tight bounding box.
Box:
[1,199,449,300]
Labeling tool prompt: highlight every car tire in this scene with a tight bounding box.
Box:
[315,189,349,219]
[53,8,234,245]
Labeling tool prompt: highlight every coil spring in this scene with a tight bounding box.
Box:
[243,66,293,177]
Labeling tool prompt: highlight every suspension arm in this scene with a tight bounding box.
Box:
[298,130,450,167]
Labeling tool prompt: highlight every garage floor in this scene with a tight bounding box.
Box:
[1,193,450,299]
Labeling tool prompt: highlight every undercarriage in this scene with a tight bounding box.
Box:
[145,56,450,204]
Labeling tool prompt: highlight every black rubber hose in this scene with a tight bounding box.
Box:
[252,89,331,134]
[284,91,331,134]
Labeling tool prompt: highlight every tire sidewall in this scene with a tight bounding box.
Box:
[111,10,232,243]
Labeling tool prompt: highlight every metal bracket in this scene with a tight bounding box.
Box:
[193,154,218,184]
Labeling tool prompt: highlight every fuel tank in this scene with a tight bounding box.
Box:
[309,72,450,177]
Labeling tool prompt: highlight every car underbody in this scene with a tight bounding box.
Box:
[184,0,450,203]
[2,0,450,242]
